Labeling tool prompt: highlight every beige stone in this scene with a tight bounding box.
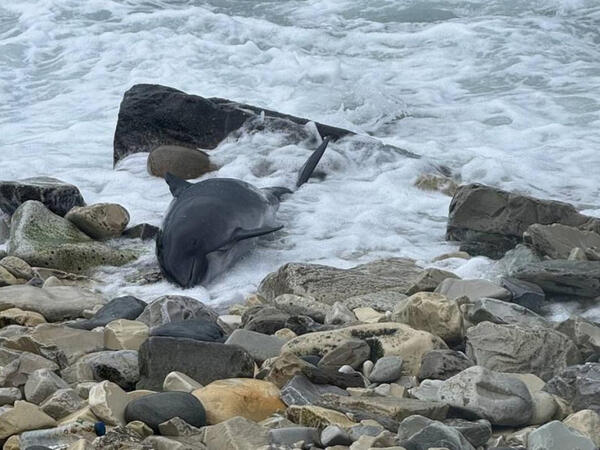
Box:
[274,328,297,341]
[126,420,154,438]
[67,440,94,450]
[217,314,242,333]
[29,324,104,365]
[0,266,19,287]
[199,416,269,450]
[3,435,21,450]
[0,256,34,280]
[563,409,600,446]
[432,251,470,262]
[286,405,356,428]
[163,371,203,393]
[65,203,130,240]
[262,352,313,388]
[0,308,46,327]
[147,145,214,180]
[392,292,463,343]
[505,373,546,393]
[529,391,558,425]
[88,381,129,426]
[283,322,447,376]
[0,400,57,439]
[192,378,285,424]
[58,406,99,425]
[353,307,385,323]
[104,319,149,351]
[414,173,458,196]
[42,276,63,288]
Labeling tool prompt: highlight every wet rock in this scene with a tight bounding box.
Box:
[192,378,284,424]
[217,314,242,333]
[8,201,136,272]
[543,363,600,414]
[555,316,600,359]
[282,322,447,376]
[437,366,533,426]
[104,319,149,351]
[446,183,600,258]
[418,350,473,381]
[137,337,254,391]
[225,329,284,362]
[0,285,105,322]
[25,368,70,405]
[69,295,146,330]
[301,364,365,389]
[198,416,269,450]
[562,409,600,447]
[499,277,546,313]
[137,295,218,328]
[0,400,57,439]
[65,203,130,240]
[147,145,213,179]
[528,420,595,450]
[318,339,371,370]
[513,260,600,297]
[414,173,458,196]
[462,297,550,328]
[0,177,85,217]
[150,319,225,342]
[258,258,422,305]
[524,223,600,260]
[40,388,84,420]
[269,426,321,447]
[392,292,463,343]
[122,223,159,241]
[163,371,203,393]
[280,374,348,406]
[113,83,352,165]
[125,391,206,433]
[325,302,357,325]
[62,350,139,390]
[466,322,581,381]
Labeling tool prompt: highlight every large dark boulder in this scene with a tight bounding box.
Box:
[150,319,225,342]
[513,260,600,298]
[68,296,146,330]
[137,337,254,391]
[113,84,354,165]
[446,184,600,258]
[0,177,85,217]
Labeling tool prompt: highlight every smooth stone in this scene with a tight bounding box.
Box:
[282,322,448,376]
[68,296,146,330]
[136,295,218,328]
[543,363,600,414]
[88,381,129,426]
[274,327,297,341]
[437,366,533,426]
[7,200,136,273]
[466,322,581,381]
[258,258,422,305]
[137,337,254,391]
[497,255,544,298]
[513,260,600,298]
[434,278,511,302]
[321,425,353,446]
[463,297,550,328]
[392,292,463,343]
[198,416,269,449]
[527,420,596,450]
[0,266,19,287]
[192,378,284,424]
[39,388,84,420]
[125,391,206,433]
[163,371,203,393]
[25,368,70,404]
[225,328,284,362]
[104,319,149,351]
[147,145,213,179]
[269,294,331,323]
[269,426,321,447]
[61,350,139,390]
[0,400,57,439]
[318,339,371,370]
[0,285,106,322]
[555,316,600,359]
[418,350,473,381]
[0,387,22,406]
[0,307,46,327]
[406,268,460,296]
[280,374,349,406]
[563,409,600,447]
[217,314,242,333]
[325,302,357,325]
[150,318,225,342]
[65,203,130,240]
[241,305,290,334]
[353,307,384,324]
[369,356,404,383]
[524,223,600,260]
[408,379,443,402]
[362,360,374,379]
[286,405,356,428]
[0,177,84,216]
[529,391,558,425]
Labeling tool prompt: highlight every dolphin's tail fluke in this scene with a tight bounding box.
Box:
[296,136,330,188]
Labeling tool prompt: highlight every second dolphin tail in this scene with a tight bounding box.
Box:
[296,136,330,188]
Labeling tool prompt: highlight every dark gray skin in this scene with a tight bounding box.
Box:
[157,137,329,288]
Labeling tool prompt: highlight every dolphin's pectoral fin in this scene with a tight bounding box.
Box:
[296,136,330,188]
[165,172,193,197]
[232,225,284,242]
[262,187,293,204]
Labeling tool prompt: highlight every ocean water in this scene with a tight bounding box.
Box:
[1,0,599,315]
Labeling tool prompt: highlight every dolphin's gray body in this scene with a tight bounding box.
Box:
[156,137,330,288]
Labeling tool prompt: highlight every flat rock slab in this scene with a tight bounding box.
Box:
[0,177,84,216]
[0,285,106,322]
[137,337,254,391]
[513,260,600,297]
[258,258,422,305]
[524,223,600,260]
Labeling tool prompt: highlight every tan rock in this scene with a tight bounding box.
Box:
[353,307,385,323]
[88,381,129,426]
[42,276,63,287]
[199,416,269,450]
[0,266,19,287]
[274,328,297,341]
[65,203,130,240]
[529,391,558,425]
[286,405,356,428]
[392,292,463,343]
[126,420,154,438]
[163,371,203,393]
[0,256,34,280]
[127,390,155,401]
[0,400,57,439]
[104,319,149,351]
[414,173,459,196]
[3,435,21,450]
[283,323,448,376]
[217,314,242,333]
[505,373,546,393]
[0,308,46,327]
[192,378,284,424]
[563,409,600,446]
[67,439,94,450]
[432,251,470,262]
[147,145,214,180]
[58,406,99,425]
[261,352,313,388]
[29,324,104,365]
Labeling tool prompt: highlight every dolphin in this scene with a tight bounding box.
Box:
[156,137,330,288]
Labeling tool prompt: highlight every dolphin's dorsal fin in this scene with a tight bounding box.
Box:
[165,172,193,197]
[296,136,330,188]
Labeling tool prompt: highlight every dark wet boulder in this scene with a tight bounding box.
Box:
[150,319,225,342]
[68,296,146,330]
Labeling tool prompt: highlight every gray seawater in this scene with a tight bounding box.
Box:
[1,0,599,312]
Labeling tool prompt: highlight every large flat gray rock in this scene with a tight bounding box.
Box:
[524,223,600,259]
[513,260,600,297]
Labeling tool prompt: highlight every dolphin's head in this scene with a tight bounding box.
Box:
[156,222,209,288]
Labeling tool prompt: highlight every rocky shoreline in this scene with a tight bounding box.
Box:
[0,85,599,449]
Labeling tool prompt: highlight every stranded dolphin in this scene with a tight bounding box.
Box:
[156,137,330,288]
